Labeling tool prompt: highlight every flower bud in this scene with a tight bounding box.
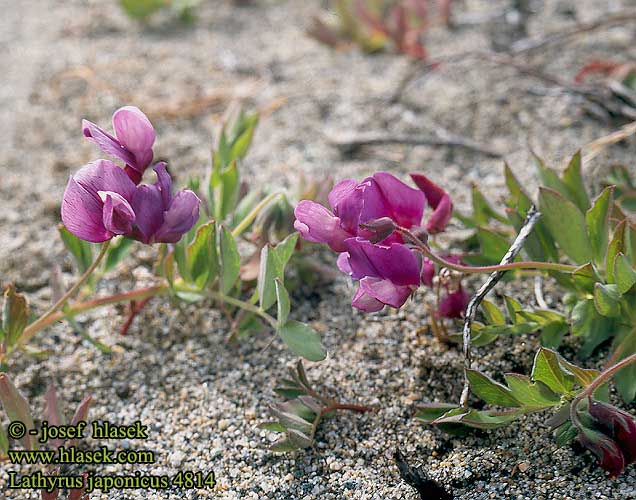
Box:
[359,217,397,243]
[579,428,626,478]
[590,400,636,464]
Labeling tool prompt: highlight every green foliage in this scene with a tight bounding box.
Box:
[416,348,596,433]
[450,296,568,349]
[58,225,94,275]
[260,361,369,452]
[458,151,636,402]
[119,0,202,21]
[1,285,29,352]
[208,111,259,222]
[152,111,326,360]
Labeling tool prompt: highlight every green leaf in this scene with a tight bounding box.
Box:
[540,321,569,349]
[585,186,614,265]
[503,374,561,409]
[103,236,134,272]
[0,423,7,456]
[58,225,93,274]
[258,246,279,311]
[258,422,287,433]
[571,299,613,358]
[562,151,589,212]
[434,408,522,430]
[0,373,34,449]
[476,228,512,264]
[534,153,570,198]
[119,0,166,20]
[571,263,600,294]
[539,187,594,264]
[465,369,520,408]
[613,329,636,403]
[270,437,299,453]
[481,300,505,325]
[414,403,460,423]
[186,221,218,289]
[2,285,28,348]
[211,161,240,222]
[472,186,506,225]
[219,225,240,294]
[593,283,621,317]
[504,163,532,212]
[272,233,299,272]
[275,279,290,326]
[614,253,636,294]
[229,113,258,160]
[530,348,575,394]
[556,421,578,446]
[269,407,313,434]
[503,296,522,324]
[606,220,626,283]
[556,356,600,387]
[277,320,326,361]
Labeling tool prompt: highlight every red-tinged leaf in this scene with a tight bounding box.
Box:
[575,60,622,83]
[69,396,92,447]
[0,373,35,450]
[44,385,65,449]
[307,17,341,48]
[68,473,89,500]
[2,284,29,348]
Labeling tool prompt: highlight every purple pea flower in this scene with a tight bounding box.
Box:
[61,160,137,243]
[437,285,470,319]
[339,238,421,312]
[294,171,456,312]
[294,171,425,251]
[83,106,155,184]
[61,160,199,244]
[129,162,200,244]
[410,173,453,234]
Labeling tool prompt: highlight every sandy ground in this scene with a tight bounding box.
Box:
[2,0,636,498]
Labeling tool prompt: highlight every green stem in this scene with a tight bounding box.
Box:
[20,241,111,347]
[397,227,578,274]
[204,289,278,328]
[14,282,278,355]
[17,284,168,349]
[570,353,636,429]
[232,192,283,238]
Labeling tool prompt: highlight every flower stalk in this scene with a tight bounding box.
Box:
[19,241,111,347]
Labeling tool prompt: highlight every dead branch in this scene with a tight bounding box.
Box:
[459,206,541,407]
[328,130,504,158]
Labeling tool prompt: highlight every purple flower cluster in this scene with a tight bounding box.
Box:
[294,171,464,314]
[62,107,199,244]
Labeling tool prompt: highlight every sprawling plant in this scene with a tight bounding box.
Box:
[308,0,452,59]
[268,151,636,479]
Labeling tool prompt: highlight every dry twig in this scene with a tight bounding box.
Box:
[459,206,541,407]
[328,130,503,157]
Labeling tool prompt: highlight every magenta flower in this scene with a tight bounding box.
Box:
[83,106,155,184]
[294,171,457,312]
[61,160,199,244]
[129,163,200,244]
[410,173,453,234]
[294,171,425,251]
[61,160,137,242]
[437,286,470,319]
[338,238,421,312]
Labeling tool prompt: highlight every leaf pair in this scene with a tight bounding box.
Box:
[457,295,568,349]
[416,348,600,432]
[207,111,258,222]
